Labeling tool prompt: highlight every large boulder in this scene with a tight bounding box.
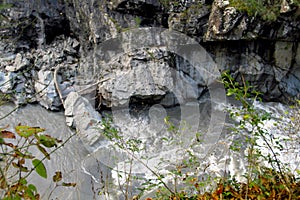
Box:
[97,47,207,108]
[64,91,103,151]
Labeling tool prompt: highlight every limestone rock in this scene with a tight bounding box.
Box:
[205,0,299,41]
[205,1,246,41]
[0,0,299,106]
[280,73,300,98]
[273,41,294,81]
[214,0,230,8]
[0,72,14,93]
[296,42,300,67]
[64,92,103,151]
[5,53,30,72]
[34,70,61,110]
[168,4,211,39]
[280,0,295,13]
[98,52,174,107]
[97,47,205,108]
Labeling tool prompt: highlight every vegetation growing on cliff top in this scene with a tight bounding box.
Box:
[159,0,299,22]
[230,0,300,21]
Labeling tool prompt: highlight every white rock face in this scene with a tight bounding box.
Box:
[99,60,173,107]
[0,72,14,93]
[64,91,103,151]
[34,70,61,110]
[5,53,30,72]
[97,47,204,108]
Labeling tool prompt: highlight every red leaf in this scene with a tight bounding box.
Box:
[4,142,16,148]
[0,130,16,139]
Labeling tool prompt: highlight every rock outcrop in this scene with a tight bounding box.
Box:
[64,91,103,151]
[0,0,299,110]
[0,0,299,156]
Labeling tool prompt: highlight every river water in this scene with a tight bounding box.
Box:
[0,104,98,199]
[0,100,299,199]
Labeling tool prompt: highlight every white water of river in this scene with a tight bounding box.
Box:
[0,100,299,199]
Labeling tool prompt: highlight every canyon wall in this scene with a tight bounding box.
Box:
[0,0,299,110]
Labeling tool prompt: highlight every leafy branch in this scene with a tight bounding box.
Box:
[0,125,76,199]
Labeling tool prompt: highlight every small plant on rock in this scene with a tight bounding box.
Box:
[230,0,300,21]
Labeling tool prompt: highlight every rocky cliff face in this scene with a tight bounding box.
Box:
[0,1,299,198]
[0,0,299,111]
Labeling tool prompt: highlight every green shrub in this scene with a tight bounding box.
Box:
[220,71,299,199]
[230,0,300,21]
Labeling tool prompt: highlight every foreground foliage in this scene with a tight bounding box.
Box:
[151,167,299,200]
[0,125,76,199]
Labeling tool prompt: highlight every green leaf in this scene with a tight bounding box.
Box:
[25,184,38,199]
[25,188,35,199]
[28,184,37,193]
[38,135,57,148]
[227,88,236,96]
[19,178,27,185]
[16,126,45,138]
[32,159,47,179]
